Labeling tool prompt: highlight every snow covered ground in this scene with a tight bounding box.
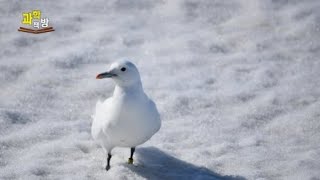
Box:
[1,0,320,179]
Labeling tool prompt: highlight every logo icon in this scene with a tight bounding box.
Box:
[18,10,54,34]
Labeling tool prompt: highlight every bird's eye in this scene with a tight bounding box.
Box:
[121,67,126,72]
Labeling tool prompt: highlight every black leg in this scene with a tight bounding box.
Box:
[128,147,135,164]
[106,153,112,171]
[130,147,135,159]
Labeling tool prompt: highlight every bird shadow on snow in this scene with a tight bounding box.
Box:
[125,147,246,180]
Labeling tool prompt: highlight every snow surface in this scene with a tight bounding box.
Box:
[1,0,320,179]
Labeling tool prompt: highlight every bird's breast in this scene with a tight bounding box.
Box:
[103,98,158,146]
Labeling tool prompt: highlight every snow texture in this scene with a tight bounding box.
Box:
[0,0,320,179]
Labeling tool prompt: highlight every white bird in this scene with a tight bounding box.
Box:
[92,60,161,171]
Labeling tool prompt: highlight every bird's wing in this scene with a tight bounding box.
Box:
[95,100,104,118]
[147,98,161,132]
[148,99,160,117]
[92,98,112,140]
[94,98,112,122]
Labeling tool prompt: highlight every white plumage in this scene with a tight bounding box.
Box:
[92,60,161,170]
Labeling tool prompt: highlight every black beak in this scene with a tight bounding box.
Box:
[96,72,116,79]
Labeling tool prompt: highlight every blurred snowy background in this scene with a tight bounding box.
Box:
[1,0,320,179]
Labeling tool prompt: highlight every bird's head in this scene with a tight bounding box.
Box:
[96,60,141,87]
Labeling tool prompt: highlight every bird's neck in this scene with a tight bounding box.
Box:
[113,81,144,97]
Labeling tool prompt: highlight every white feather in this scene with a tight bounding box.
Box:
[91,60,161,154]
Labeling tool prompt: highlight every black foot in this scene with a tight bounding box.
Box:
[128,157,133,164]
[106,165,110,171]
[128,147,135,164]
